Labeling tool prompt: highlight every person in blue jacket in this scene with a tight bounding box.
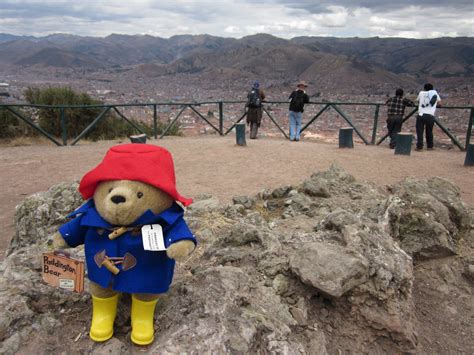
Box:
[53,144,196,345]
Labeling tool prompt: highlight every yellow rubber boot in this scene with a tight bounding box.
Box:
[89,294,119,342]
[131,295,158,345]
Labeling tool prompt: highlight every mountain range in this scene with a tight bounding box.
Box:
[0,33,472,94]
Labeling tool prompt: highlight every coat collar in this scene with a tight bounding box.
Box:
[68,200,184,229]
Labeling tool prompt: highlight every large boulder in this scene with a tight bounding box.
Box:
[387,177,471,259]
[289,241,369,298]
[0,165,471,354]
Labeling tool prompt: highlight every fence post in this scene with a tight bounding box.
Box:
[153,104,157,139]
[465,108,473,149]
[339,127,354,148]
[464,143,474,166]
[394,133,413,155]
[371,104,380,145]
[219,101,224,135]
[60,107,67,146]
[235,123,246,146]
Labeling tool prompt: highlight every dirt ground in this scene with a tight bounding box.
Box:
[0,135,473,260]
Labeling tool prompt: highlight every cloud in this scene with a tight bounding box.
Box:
[270,0,474,13]
[311,6,349,28]
[0,0,472,38]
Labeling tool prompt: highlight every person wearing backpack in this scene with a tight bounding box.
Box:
[415,83,441,151]
[246,81,266,139]
[288,81,310,141]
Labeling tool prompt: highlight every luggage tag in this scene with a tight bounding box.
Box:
[141,224,167,251]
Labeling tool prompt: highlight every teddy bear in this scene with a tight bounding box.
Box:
[52,143,196,345]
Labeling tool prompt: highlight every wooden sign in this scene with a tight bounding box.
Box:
[42,251,85,293]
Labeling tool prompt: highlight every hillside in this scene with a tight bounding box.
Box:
[0,33,472,82]
[292,36,474,77]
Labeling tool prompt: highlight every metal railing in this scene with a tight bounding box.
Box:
[1,101,472,150]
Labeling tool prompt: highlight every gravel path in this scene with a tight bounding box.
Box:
[1,136,472,259]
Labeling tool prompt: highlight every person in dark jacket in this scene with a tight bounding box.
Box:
[246,81,266,139]
[385,88,415,148]
[288,81,310,141]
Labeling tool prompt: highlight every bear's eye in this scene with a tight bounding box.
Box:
[108,188,113,193]
[137,192,144,199]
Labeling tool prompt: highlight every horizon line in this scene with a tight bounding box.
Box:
[1,32,473,41]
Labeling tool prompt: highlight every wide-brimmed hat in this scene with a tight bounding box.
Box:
[297,81,308,88]
[79,144,192,206]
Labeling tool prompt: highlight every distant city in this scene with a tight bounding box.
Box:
[0,33,472,144]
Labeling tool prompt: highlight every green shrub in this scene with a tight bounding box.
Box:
[23,87,181,141]
[0,106,38,139]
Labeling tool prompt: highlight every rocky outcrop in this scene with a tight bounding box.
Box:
[386,177,471,259]
[0,165,472,354]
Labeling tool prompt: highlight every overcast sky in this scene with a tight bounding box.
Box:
[0,0,473,39]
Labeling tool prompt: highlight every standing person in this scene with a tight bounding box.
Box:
[416,83,441,151]
[288,81,310,141]
[246,81,266,139]
[385,88,415,149]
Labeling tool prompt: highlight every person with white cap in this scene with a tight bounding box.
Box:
[288,81,310,141]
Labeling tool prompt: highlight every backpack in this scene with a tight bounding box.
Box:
[290,91,306,112]
[247,89,261,108]
[421,91,438,108]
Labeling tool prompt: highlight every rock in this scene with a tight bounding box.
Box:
[272,185,293,198]
[290,297,308,325]
[259,256,289,277]
[306,329,328,354]
[272,274,290,295]
[187,196,220,214]
[92,338,128,354]
[438,264,456,284]
[303,178,331,198]
[9,182,83,254]
[464,264,474,281]
[320,209,359,232]
[0,332,21,355]
[387,177,471,259]
[265,200,281,211]
[3,166,472,354]
[257,189,272,200]
[289,242,369,297]
[288,193,312,213]
[311,164,356,186]
[216,222,263,246]
[398,210,456,259]
[320,308,329,319]
[232,195,255,209]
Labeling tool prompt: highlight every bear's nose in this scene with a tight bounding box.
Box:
[111,195,126,204]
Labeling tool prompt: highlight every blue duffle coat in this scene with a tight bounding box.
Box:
[59,200,196,294]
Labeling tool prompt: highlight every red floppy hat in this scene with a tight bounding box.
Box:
[79,144,192,206]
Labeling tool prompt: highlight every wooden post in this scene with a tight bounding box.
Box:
[235,123,246,146]
[218,101,224,135]
[394,132,413,155]
[130,133,147,144]
[339,127,354,148]
[464,143,474,166]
